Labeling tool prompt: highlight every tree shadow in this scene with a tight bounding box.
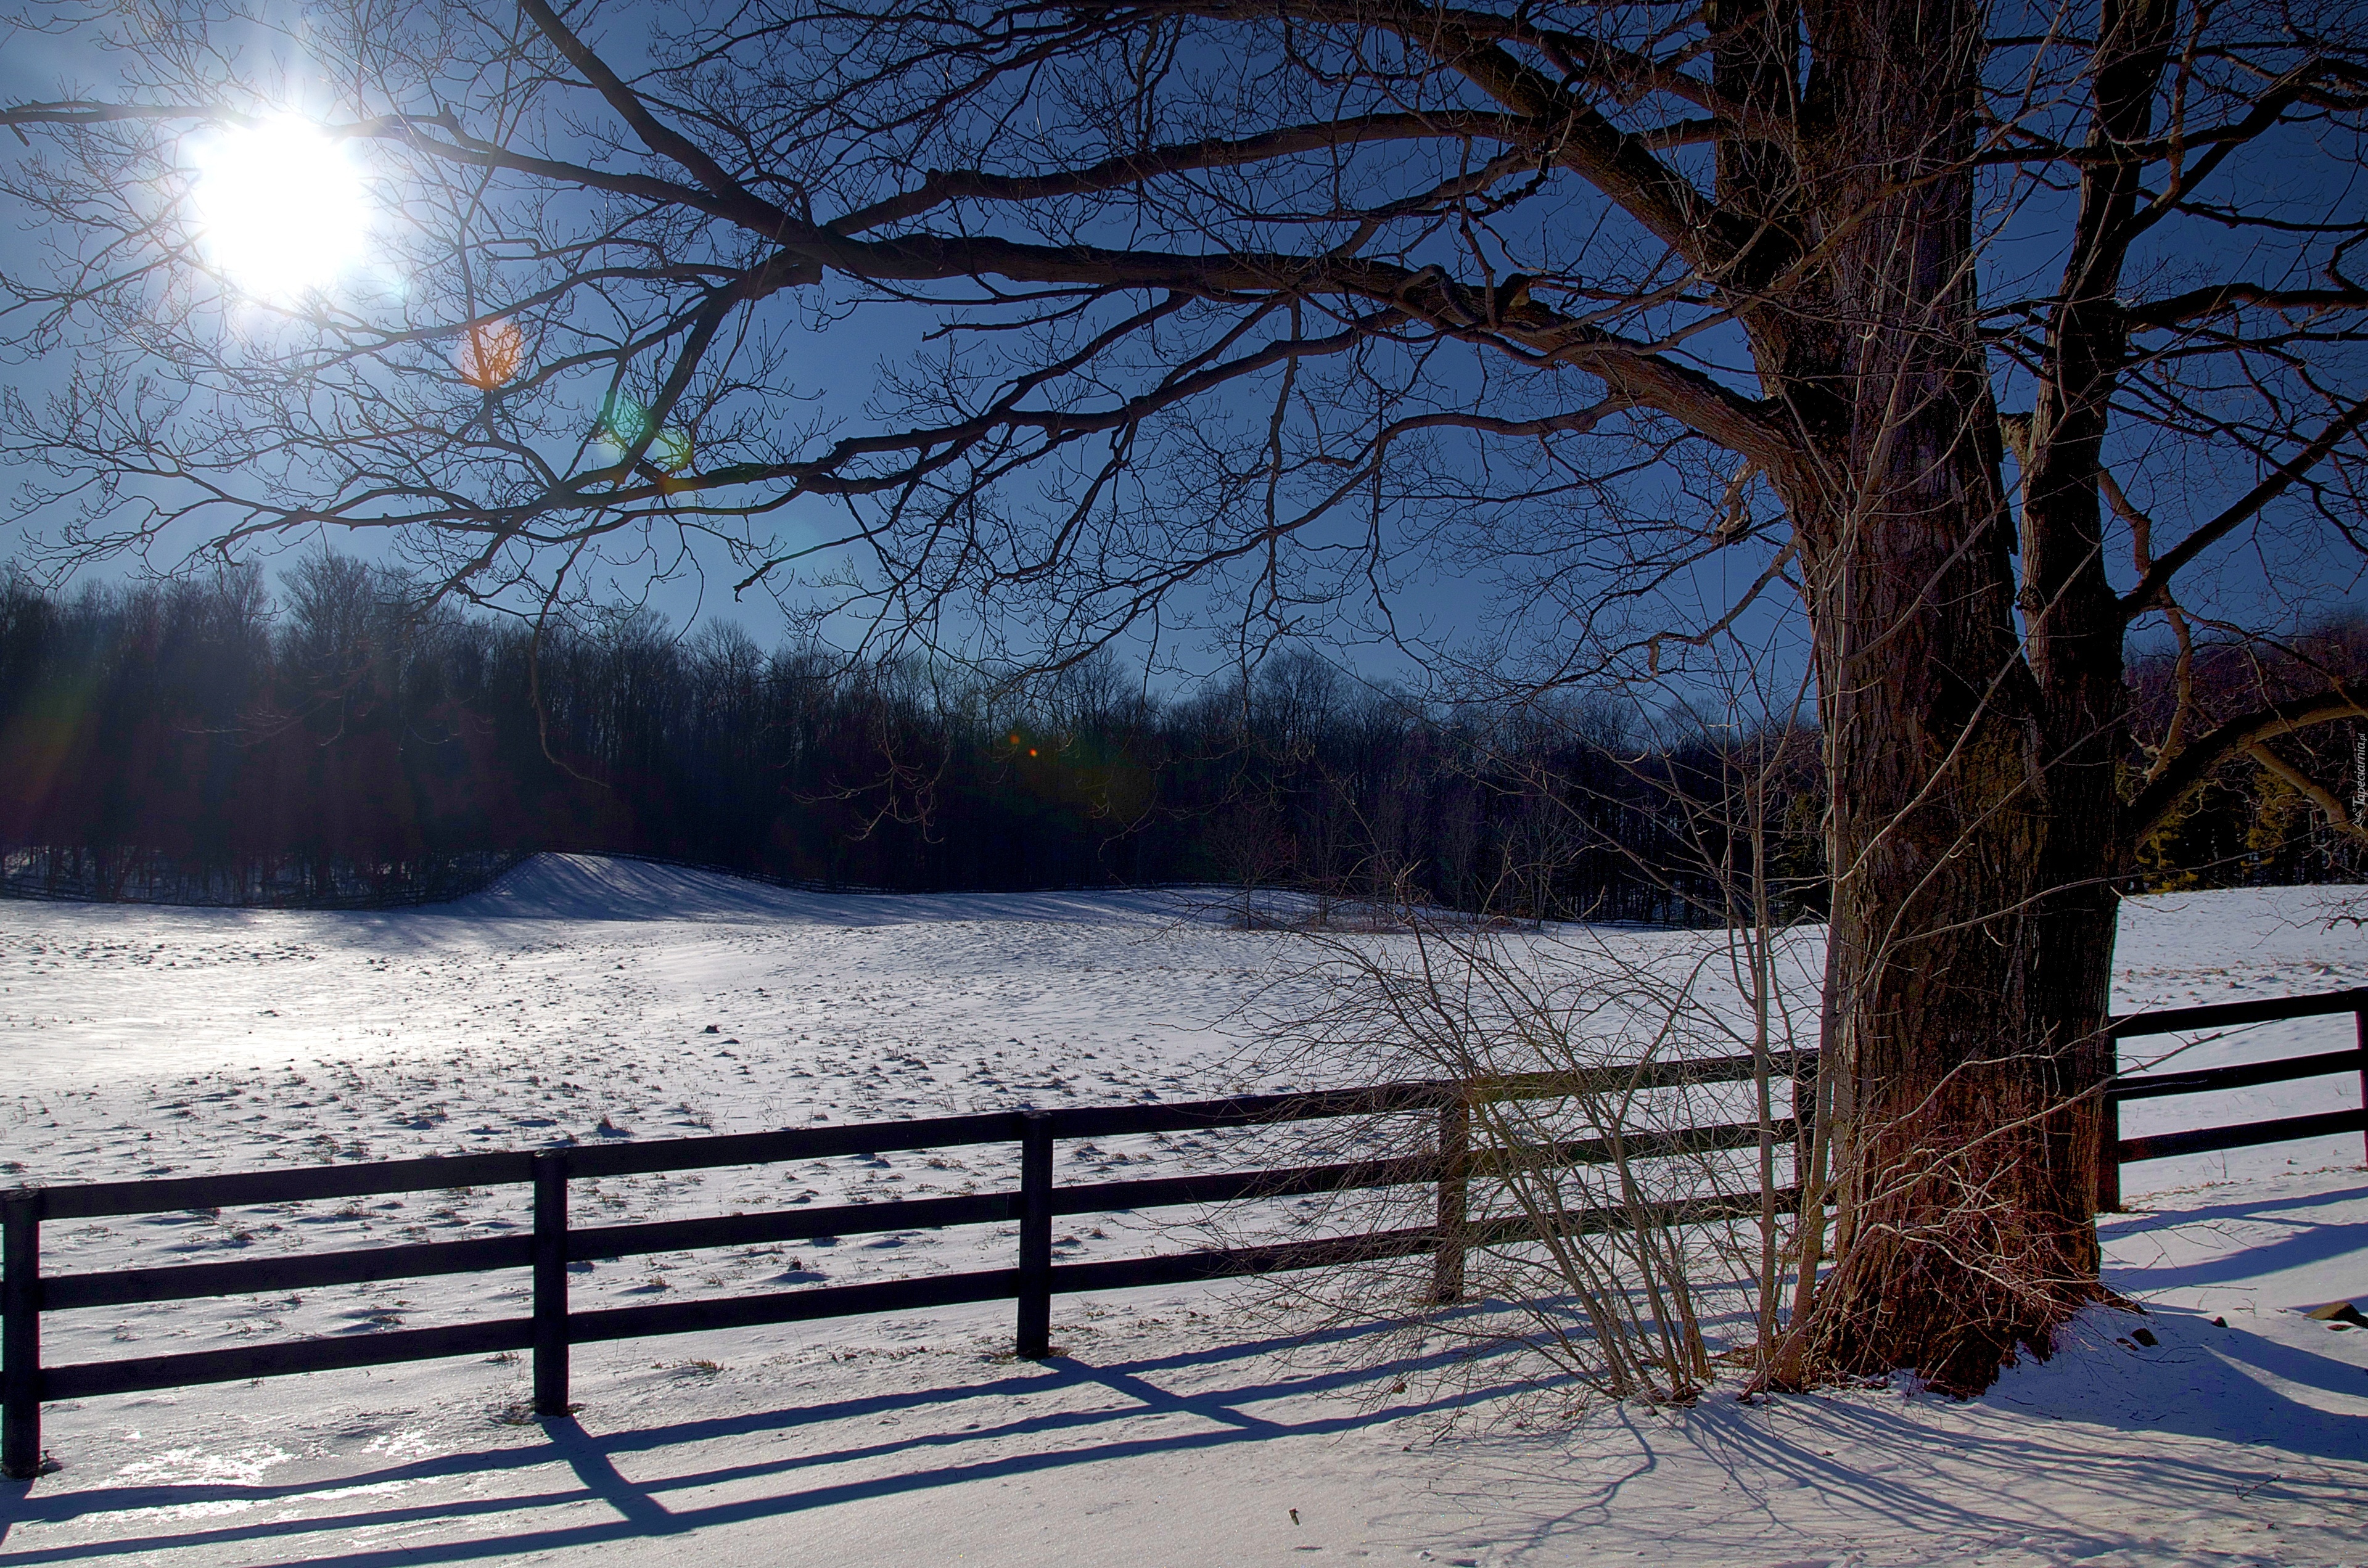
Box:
[1997,1307,2368,1453]
[1363,1334,2364,1568]
[2100,1181,2368,1293]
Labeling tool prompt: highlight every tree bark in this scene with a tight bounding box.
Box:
[1757,0,2127,1392]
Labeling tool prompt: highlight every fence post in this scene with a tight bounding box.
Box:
[2356,1008,2368,1167]
[532,1149,570,1417]
[2096,1085,2124,1214]
[1017,1112,1053,1359]
[2,1190,42,1480]
[1431,1095,1468,1306]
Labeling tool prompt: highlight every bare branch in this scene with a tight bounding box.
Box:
[2125,683,2368,840]
[2120,391,2368,617]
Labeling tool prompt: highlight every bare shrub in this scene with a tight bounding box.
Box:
[1241,896,1817,1410]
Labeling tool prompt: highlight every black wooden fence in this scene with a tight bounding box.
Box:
[2100,985,2368,1210]
[6,986,2366,1479]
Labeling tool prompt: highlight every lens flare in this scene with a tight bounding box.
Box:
[454,318,525,389]
[598,395,694,472]
[187,118,371,300]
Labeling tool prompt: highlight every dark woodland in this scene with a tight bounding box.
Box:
[3,560,2358,913]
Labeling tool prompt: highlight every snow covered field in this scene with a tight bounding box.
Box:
[0,860,1360,1373]
[2,858,2366,1564]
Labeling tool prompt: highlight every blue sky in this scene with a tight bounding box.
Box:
[0,4,2359,700]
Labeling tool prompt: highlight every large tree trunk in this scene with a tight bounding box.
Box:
[1755,0,2128,1393]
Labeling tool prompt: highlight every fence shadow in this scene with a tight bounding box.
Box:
[6,1291,2362,1565]
[0,1318,1488,1566]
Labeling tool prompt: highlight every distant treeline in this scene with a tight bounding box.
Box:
[0,559,2358,912]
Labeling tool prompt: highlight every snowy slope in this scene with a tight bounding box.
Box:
[1,861,2365,1564]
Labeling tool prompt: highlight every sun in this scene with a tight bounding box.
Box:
[187,117,371,300]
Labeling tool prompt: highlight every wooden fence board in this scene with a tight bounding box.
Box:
[567,1268,1022,1344]
[44,1235,534,1311]
[2108,1049,2362,1102]
[567,1194,1019,1262]
[39,1152,538,1221]
[2117,1107,2368,1164]
[43,1318,538,1400]
[1046,1155,1443,1216]
[1472,1118,1794,1175]
[2108,988,2368,1038]
[562,1112,1029,1180]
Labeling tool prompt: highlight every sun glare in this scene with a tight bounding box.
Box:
[188,118,371,300]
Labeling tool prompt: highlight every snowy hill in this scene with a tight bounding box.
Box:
[446,852,1228,926]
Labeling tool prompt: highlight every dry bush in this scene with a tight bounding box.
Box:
[1233,901,1818,1411]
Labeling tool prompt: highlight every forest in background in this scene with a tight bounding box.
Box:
[1,557,2360,916]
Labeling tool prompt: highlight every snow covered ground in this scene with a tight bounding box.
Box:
[0,860,1362,1369]
[2,859,2366,1564]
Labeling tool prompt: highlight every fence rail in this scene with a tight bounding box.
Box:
[2097,985,2368,1210]
[6,988,2366,1479]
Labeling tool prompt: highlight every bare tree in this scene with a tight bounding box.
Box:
[1246,670,1825,1409]
[5,0,2367,1390]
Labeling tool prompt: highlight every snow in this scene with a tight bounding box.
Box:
[2,858,2366,1564]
